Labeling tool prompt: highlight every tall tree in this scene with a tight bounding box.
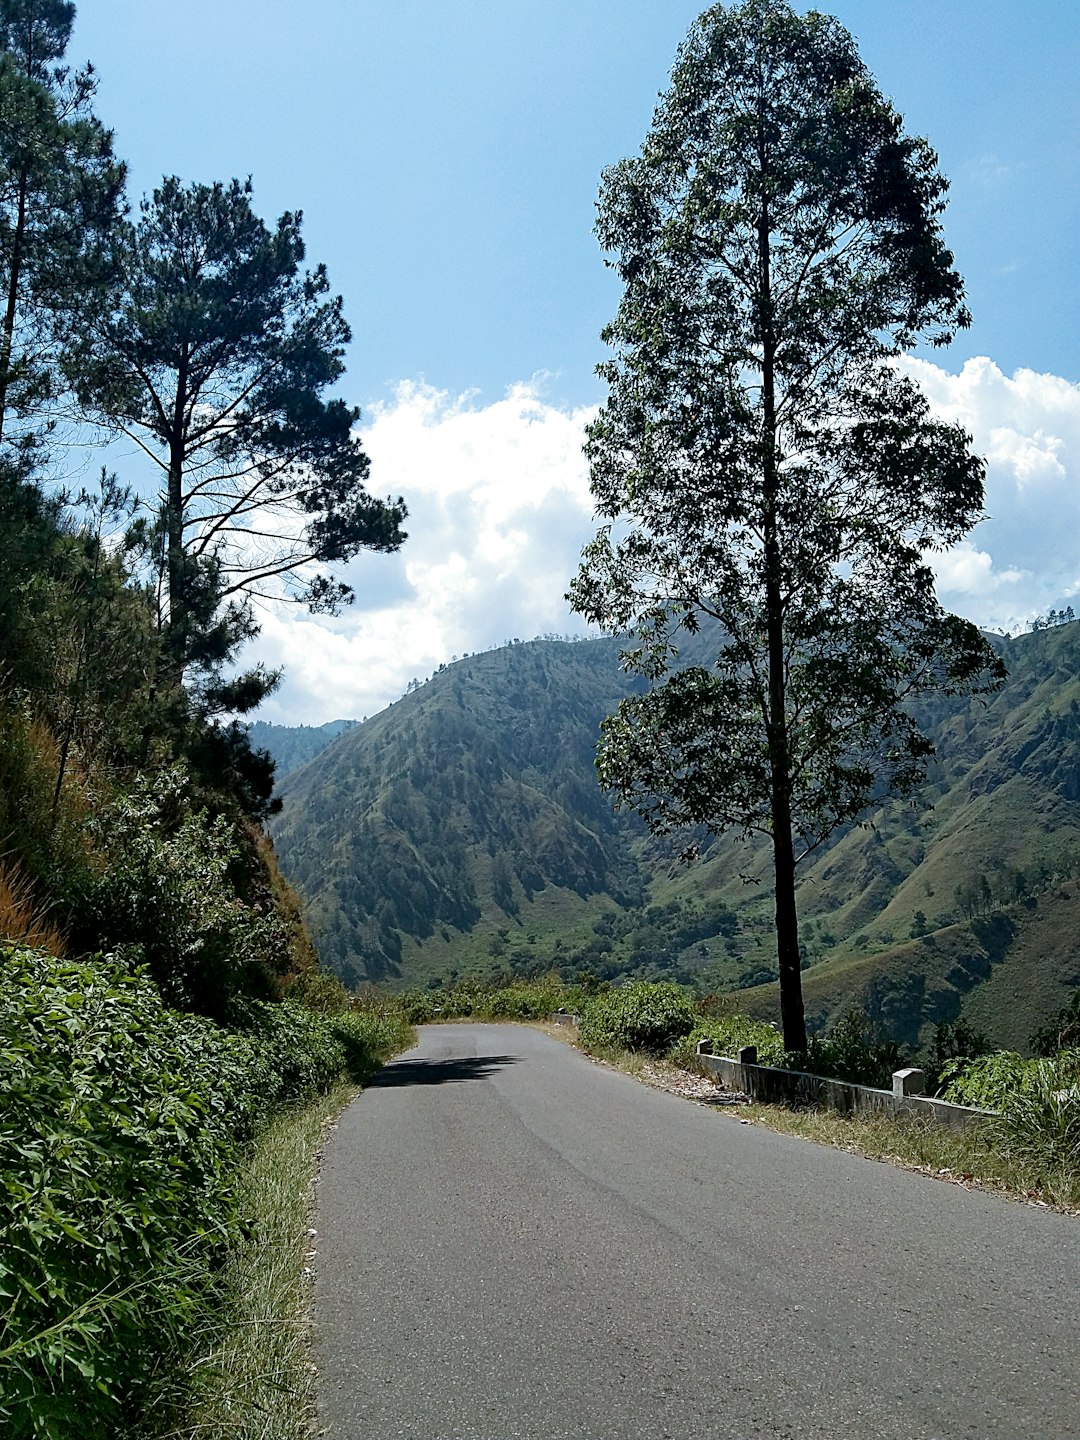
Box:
[569,0,1004,1050]
[0,0,124,449]
[69,176,407,688]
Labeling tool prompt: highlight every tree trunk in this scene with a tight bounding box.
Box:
[757,102,808,1055]
[163,359,188,681]
[0,166,29,445]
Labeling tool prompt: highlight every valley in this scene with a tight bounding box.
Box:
[267,618,1080,1058]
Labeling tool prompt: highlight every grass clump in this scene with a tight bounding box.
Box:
[941,1048,1080,1194]
[172,1082,357,1440]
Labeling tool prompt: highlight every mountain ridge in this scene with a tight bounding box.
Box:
[269,620,1080,1054]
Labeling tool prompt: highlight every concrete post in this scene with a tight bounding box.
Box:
[697,1038,714,1056]
[893,1068,926,1098]
[737,1045,758,1065]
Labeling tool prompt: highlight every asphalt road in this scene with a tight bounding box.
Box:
[314,1023,1079,1440]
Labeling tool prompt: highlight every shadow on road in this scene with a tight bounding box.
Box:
[370,1054,521,1087]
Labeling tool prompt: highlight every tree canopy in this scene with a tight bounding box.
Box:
[569,0,1004,1050]
[0,0,124,452]
[69,176,407,693]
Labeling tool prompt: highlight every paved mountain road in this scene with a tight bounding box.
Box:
[314,1024,1079,1439]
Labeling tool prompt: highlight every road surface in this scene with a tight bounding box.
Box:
[314,1023,1079,1439]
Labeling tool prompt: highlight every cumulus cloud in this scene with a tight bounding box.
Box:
[252,380,597,723]
[248,358,1080,725]
[897,355,1080,634]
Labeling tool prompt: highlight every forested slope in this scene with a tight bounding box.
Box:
[273,621,1080,1050]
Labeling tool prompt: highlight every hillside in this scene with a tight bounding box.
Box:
[272,621,1080,1051]
[247,718,360,778]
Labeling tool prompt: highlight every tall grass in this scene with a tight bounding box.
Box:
[157,1084,358,1440]
[0,862,65,955]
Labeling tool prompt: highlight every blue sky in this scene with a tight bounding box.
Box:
[70,1,1080,722]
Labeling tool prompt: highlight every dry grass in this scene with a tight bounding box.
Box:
[0,861,65,955]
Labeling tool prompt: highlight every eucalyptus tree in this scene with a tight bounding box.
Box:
[69,176,407,693]
[569,0,1003,1050]
[0,0,124,449]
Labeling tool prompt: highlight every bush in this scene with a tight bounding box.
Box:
[479,980,566,1021]
[0,947,413,1439]
[943,1048,1080,1181]
[577,981,696,1054]
[0,947,252,1439]
[790,1009,903,1089]
[397,979,567,1025]
[990,1055,1080,1179]
[84,766,286,1016]
[669,1013,786,1068]
[330,1007,415,1082]
[940,1048,1080,1112]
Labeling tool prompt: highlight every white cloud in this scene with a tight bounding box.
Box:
[898,355,1080,634]
[248,358,1080,725]
[251,380,597,723]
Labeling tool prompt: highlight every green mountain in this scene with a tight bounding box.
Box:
[246,718,359,778]
[271,622,1080,1054]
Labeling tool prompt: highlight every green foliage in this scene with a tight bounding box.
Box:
[988,1056,1080,1181]
[0,0,125,451]
[669,1015,786,1069]
[0,948,250,1439]
[567,0,1003,1052]
[0,946,411,1440]
[941,1048,1080,1183]
[68,173,407,683]
[940,1050,1051,1111]
[577,981,696,1055]
[84,765,287,1016]
[791,1009,904,1089]
[925,1017,991,1091]
[396,979,566,1026]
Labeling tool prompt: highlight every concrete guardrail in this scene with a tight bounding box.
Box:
[695,1041,995,1131]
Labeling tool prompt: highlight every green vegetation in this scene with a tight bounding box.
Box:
[0,947,412,1439]
[273,618,1080,1057]
[0,6,416,1434]
[576,981,697,1055]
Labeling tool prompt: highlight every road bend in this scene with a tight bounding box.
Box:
[314,1023,1079,1440]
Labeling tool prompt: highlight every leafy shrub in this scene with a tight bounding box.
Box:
[399,987,441,1023]
[789,1009,903,1088]
[925,1016,991,1091]
[669,1014,786,1068]
[0,947,252,1439]
[940,1048,1080,1112]
[943,1048,1080,1179]
[479,980,566,1020]
[85,766,286,1016]
[330,1007,415,1082]
[0,947,412,1439]
[577,981,696,1054]
[397,979,567,1025]
[990,1055,1080,1179]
